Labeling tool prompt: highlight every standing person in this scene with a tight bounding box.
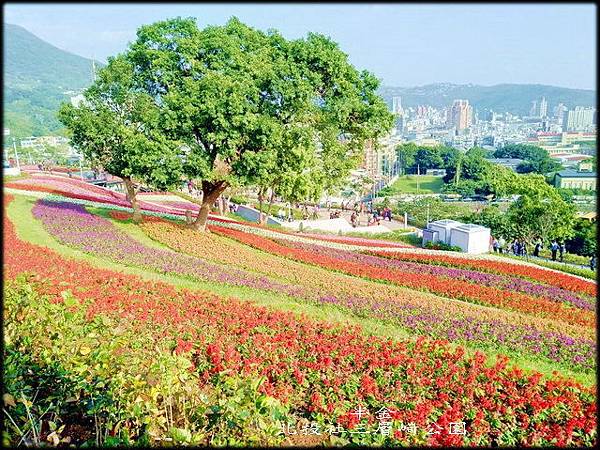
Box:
[533,238,541,257]
[311,205,319,220]
[492,237,499,253]
[350,211,357,228]
[498,236,506,254]
[550,240,559,261]
[521,240,528,258]
[590,255,596,271]
[559,242,566,262]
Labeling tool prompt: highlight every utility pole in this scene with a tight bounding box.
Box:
[12,137,20,169]
[79,153,84,181]
[416,163,420,193]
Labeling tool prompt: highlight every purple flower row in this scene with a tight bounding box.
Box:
[32,200,306,298]
[277,239,595,311]
[316,295,595,373]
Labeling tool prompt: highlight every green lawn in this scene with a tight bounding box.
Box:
[379,175,445,195]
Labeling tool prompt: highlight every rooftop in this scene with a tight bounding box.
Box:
[454,224,490,232]
[486,158,524,164]
[556,169,597,178]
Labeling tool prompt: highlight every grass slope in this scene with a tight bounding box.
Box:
[6,193,595,386]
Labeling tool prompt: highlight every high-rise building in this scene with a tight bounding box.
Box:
[554,103,568,121]
[562,107,596,132]
[539,97,548,118]
[530,100,538,117]
[392,96,403,115]
[448,99,473,130]
[416,105,428,118]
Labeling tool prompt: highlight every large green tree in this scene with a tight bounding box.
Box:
[394,143,417,175]
[566,219,597,256]
[494,143,561,174]
[467,205,517,240]
[443,147,493,194]
[506,190,575,243]
[413,147,444,172]
[124,17,392,231]
[58,56,184,222]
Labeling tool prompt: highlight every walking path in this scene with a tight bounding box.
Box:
[496,253,594,271]
[297,206,412,232]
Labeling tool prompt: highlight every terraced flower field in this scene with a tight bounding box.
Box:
[3,176,597,447]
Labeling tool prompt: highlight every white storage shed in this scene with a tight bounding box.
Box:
[428,219,462,244]
[449,224,491,254]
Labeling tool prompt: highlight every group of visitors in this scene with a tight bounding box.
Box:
[299,204,320,220]
[492,237,531,256]
[366,207,392,226]
[186,180,204,199]
[491,237,506,254]
[381,207,393,221]
[330,210,341,219]
[368,212,382,226]
[36,161,57,174]
[491,236,590,267]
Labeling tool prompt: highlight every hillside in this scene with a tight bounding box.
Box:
[3,24,100,138]
[378,83,596,115]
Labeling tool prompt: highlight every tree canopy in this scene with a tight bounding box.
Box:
[494,143,561,175]
[58,55,184,221]
[395,143,459,175]
[58,17,392,230]
[124,17,392,229]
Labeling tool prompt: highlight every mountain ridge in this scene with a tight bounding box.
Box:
[3,23,101,138]
[3,23,597,139]
[378,83,595,115]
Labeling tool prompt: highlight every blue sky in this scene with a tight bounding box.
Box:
[4,3,596,89]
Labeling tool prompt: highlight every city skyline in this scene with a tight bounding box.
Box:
[3,2,597,90]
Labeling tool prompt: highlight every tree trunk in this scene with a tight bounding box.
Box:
[192,180,228,232]
[262,189,275,225]
[454,156,462,185]
[257,189,265,224]
[123,176,142,223]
